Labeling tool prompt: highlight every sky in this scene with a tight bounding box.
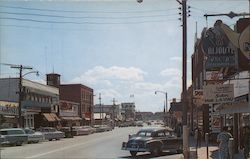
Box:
[0,0,249,112]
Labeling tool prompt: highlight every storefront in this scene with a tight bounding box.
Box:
[0,101,18,128]
[59,100,81,127]
[216,71,250,153]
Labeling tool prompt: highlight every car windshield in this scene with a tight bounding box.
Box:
[137,131,152,137]
[24,129,34,134]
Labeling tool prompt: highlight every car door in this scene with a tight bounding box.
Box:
[163,130,181,150]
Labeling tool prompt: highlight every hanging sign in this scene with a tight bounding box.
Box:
[201,20,238,69]
[204,84,234,104]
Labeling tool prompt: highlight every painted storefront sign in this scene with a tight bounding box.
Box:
[204,84,234,104]
[211,115,221,132]
[0,101,18,116]
[193,90,204,106]
[59,101,78,117]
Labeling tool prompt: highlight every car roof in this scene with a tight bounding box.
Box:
[138,127,173,132]
[0,128,24,131]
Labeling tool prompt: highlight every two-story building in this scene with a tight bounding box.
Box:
[0,77,60,129]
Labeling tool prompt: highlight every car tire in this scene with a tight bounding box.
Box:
[150,147,160,156]
[176,149,183,154]
[130,151,137,157]
[16,141,23,146]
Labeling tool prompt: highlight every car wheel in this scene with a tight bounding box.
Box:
[176,149,183,154]
[16,141,23,146]
[150,147,160,156]
[130,151,137,157]
[49,139,52,141]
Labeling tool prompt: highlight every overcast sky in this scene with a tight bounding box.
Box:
[0,0,248,112]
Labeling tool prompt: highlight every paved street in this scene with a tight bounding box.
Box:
[1,127,182,159]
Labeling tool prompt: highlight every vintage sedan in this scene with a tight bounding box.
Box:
[36,127,65,141]
[24,128,44,143]
[72,126,92,135]
[0,128,28,146]
[121,127,183,157]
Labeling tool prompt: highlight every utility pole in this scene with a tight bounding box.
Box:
[98,93,102,125]
[10,65,33,128]
[112,98,117,128]
[177,0,189,158]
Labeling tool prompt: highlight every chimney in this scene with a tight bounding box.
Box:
[46,73,61,88]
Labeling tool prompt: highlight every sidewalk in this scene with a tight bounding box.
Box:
[189,136,244,159]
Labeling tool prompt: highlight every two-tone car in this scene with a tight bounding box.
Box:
[24,128,44,143]
[0,128,28,146]
[36,127,65,141]
[121,127,183,157]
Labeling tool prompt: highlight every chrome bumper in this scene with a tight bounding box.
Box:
[121,142,148,152]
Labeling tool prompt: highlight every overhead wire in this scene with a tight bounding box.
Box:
[0,5,178,14]
[0,11,178,19]
[0,17,179,25]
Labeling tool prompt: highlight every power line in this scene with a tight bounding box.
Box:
[0,5,178,14]
[0,11,179,19]
[0,17,178,25]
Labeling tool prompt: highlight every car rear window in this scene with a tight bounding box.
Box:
[0,130,24,135]
[0,131,8,135]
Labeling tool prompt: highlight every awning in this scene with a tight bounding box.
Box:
[84,118,90,121]
[43,113,61,122]
[51,113,61,121]
[61,116,82,121]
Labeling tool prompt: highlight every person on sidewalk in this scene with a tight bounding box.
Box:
[217,126,233,159]
[241,126,250,159]
[195,127,202,148]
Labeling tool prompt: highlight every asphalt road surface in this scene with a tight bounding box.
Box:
[0,127,182,159]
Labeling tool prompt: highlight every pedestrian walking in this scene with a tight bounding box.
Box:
[241,126,250,159]
[217,126,233,159]
[195,127,202,148]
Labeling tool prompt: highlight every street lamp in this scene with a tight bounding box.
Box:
[155,91,168,113]
[10,65,39,128]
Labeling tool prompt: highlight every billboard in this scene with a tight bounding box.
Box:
[204,84,234,104]
[202,20,238,69]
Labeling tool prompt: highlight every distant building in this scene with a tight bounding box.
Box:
[121,103,135,121]
[169,99,182,124]
[135,112,154,121]
[93,104,121,121]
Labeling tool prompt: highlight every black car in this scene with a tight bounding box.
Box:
[121,127,183,157]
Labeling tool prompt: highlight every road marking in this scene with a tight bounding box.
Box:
[25,136,103,159]
[25,130,126,159]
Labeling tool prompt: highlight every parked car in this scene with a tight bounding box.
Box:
[72,126,92,135]
[82,126,96,134]
[24,128,44,143]
[60,127,73,138]
[135,121,144,127]
[94,125,112,132]
[0,135,5,145]
[121,127,183,157]
[0,128,28,146]
[36,127,65,141]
